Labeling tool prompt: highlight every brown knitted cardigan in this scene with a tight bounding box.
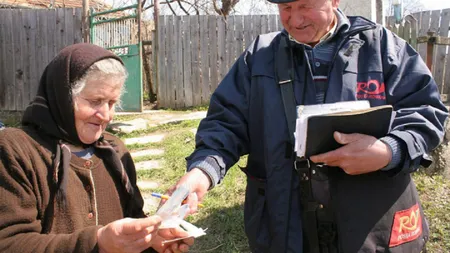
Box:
[0,128,145,252]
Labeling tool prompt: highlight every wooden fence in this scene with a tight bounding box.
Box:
[158,11,450,109]
[386,8,450,100]
[0,8,82,111]
[155,15,283,108]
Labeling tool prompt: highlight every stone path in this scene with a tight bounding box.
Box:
[131,149,164,158]
[110,111,206,134]
[126,134,165,213]
[137,180,160,190]
[118,110,206,214]
[124,133,165,145]
[135,160,162,171]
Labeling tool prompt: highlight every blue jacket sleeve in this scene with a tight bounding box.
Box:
[185,46,253,188]
[382,28,448,173]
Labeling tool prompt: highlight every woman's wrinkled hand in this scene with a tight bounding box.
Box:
[97,215,162,253]
[152,227,195,253]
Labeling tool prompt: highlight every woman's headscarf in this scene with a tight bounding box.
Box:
[22,43,139,221]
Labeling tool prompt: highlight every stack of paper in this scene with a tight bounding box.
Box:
[155,185,207,244]
[294,101,394,158]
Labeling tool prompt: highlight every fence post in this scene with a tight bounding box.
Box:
[82,0,90,42]
[426,31,436,72]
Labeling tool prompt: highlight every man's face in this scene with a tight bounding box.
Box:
[278,0,339,45]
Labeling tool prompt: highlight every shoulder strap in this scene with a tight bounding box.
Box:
[276,36,297,150]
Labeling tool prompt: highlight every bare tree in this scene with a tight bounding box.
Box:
[384,0,424,17]
[212,0,240,17]
[143,0,212,15]
[234,0,277,15]
[142,0,276,17]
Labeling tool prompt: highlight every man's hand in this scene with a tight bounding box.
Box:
[152,227,195,253]
[310,131,392,175]
[97,216,162,253]
[166,168,211,214]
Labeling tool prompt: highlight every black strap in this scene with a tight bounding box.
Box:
[277,36,338,253]
[276,36,297,146]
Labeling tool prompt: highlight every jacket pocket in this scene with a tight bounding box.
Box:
[384,188,429,253]
[371,177,429,253]
[244,177,271,251]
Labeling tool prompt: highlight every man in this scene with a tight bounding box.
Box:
[171,0,448,252]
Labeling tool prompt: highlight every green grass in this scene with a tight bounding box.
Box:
[413,173,450,252]
[127,119,250,252]
[122,114,450,253]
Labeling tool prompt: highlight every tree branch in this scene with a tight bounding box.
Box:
[144,0,197,12]
[166,0,176,15]
[212,0,220,14]
[176,0,190,15]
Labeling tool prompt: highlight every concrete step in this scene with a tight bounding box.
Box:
[147,111,207,127]
[137,180,160,190]
[109,118,148,134]
[135,160,162,171]
[131,149,164,158]
[111,111,206,135]
[125,133,165,145]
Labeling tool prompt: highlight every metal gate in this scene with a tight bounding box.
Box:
[90,4,143,112]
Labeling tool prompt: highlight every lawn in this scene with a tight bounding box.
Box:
[120,117,450,253]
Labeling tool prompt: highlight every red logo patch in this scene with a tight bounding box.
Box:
[356,79,386,100]
[389,203,422,247]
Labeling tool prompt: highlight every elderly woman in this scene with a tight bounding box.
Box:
[0,43,193,253]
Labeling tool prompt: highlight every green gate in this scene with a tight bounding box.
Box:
[90,4,143,112]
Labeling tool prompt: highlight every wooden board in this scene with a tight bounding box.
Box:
[199,15,210,105]
[182,16,193,107]
[418,10,431,63]
[13,10,23,111]
[234,16,244,59]
[244,15,253,50]
[208,16,219,94]
[167,15,175,107]
[175,16,184,108]
[190,15,202,106]
[434,9,450,92]
[217,17,227,83]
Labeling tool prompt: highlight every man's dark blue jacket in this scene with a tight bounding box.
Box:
[186,15,448,253]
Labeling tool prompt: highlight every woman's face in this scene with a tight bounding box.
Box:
[73,78,123,144]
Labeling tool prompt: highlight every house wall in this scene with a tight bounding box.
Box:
[339,0,378,23]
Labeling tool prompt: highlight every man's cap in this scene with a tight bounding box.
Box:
[267,0,296,3]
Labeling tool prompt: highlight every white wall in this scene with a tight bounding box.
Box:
[339,0,378,23]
